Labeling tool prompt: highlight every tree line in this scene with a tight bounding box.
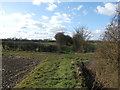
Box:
[2,26,96,53]
[2,39,57,52]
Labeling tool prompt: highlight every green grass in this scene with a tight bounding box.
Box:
[41,42,56,46]
[3,51,93,88]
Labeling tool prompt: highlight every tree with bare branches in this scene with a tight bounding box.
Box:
[95,2,120,88]
[73,26,91,52]
[97,4,120,64]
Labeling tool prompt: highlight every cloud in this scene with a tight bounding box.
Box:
[49,12,71,26]
[77,5,83,10]
[33,21,47,29]
[0,10,5,15]
[0,12,50,39]
[32,0,55,5]
[93,30,104,34]
[48,25,67,34]
[96,3,116,16]
[71,5,83,16]
[46,12,71,38]
[46,4,57,11]
[32,0,60,6]
[83,10,88,15]
[0,13,35,31]
[47,12,72,38]
[114,0,120,1]
[41,15,49,20]
[91,30,105,40]
[0,11,70,40]
[73,5,83,11]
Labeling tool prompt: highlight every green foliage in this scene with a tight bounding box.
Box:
[84,43,97,53]
[2,41,57,52]
[61,46,73,54]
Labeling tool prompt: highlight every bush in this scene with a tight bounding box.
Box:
[84,43,96,53]
[61,46,73,54]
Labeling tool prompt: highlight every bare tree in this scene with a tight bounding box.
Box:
[73,26,91,52]
[97,5,120,64]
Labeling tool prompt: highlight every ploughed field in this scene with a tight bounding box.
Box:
[2,53,41,89]
[2,51,93,88]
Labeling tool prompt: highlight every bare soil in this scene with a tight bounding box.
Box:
[2,55,41,90]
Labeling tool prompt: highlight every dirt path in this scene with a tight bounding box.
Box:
[2,56,41,90]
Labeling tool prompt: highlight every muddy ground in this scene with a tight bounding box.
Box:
[2,56,41,89]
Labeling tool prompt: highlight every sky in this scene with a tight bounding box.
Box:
[0,0,118,40]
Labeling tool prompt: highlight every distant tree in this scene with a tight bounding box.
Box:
[55,32,73,52]
[65,35,73,46]
[73,26,91,52]
[55,32,66,51]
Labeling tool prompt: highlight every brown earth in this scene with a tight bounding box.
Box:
[2,56,41,90]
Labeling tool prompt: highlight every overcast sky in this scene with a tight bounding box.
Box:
[0,0,118,40]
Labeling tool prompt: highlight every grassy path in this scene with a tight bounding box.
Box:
[16,58,85,88]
